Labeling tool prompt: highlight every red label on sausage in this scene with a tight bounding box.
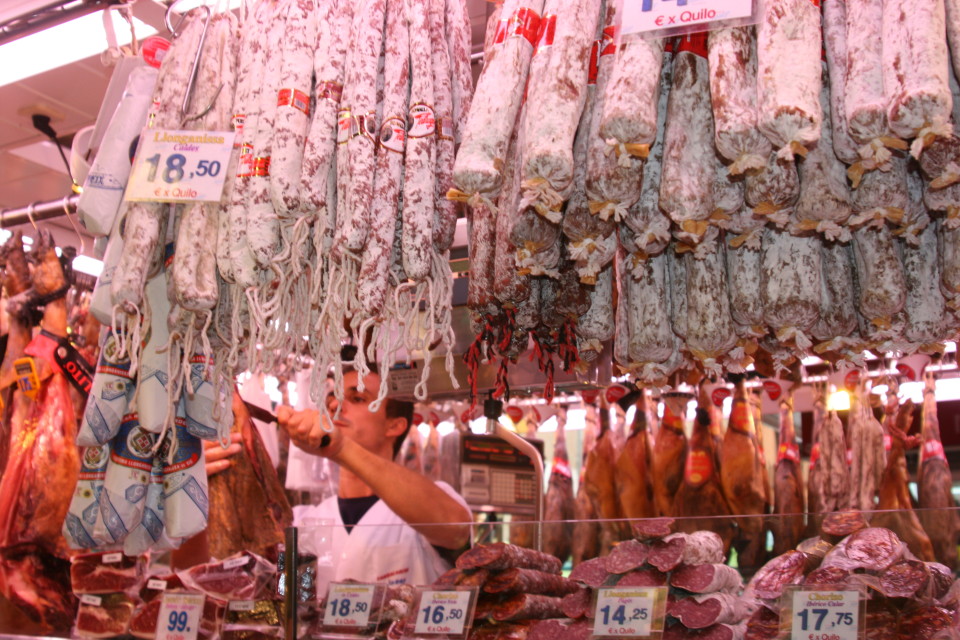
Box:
[505,406,524,423]
[845,448,853,466]
[778,443,800,463]
[676,32,709,58]
[277,88,311,116]
[552,458,572,479]
[337,109,353,144]
[535,14,557,55]
[316,80,343,104]
[762,380,783,401]
[501,7,542,48]
[922,439,946,463]
[883,434,892,453]
[809,442,820,469]
[896,363,919,381]
[252,156,271,177]
[237,143,254,177]
[588,39,600,85]
[581,389,600,404]
[232,114,245,141]
[844,370,861,391]
[436,116,455,141]
[141,36,170,68]
[605,384,629,404]
[684,449,714,487]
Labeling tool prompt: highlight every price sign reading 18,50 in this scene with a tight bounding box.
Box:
[592,586,665,638]
[323,583,377,628]
[788,590,862,640]
[125,129,235,203]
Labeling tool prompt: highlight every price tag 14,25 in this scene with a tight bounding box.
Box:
[125,129,235,203]
[592,586,667,639]
[411,587,478,638]
[155,592,205,640]
[323,582,380,629]
[781,587,865,640]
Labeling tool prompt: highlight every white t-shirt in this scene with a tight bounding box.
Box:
[293,481,470,587]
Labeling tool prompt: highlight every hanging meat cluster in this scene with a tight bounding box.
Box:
[74,0,473,553]
[0,231,100,631]
[460,0,960,386]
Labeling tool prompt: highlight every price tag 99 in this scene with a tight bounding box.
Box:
[155,592,205,640]
[125,129,235,203]
[323,582,378,629]
[413,588,477,637]
[783,588,863,640]
[592,586,666,639]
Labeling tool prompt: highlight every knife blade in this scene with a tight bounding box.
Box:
[241,401,330,447]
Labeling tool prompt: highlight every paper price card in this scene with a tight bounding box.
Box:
[592,586,666,638]
[781,587,864,640]
[619,0,758,40]
[125,129,235,203]
[410,587,477,638]
[323,582,380,629]
[156,592,205,640]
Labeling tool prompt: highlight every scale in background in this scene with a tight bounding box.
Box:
[455,433,544,516]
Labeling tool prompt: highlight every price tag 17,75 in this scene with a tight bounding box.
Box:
[323,582,381,630]
[155,592,205,640]
[410,587,477,638]
[125,129,235,203]
[781,587,865,640]
[592,586,667,639]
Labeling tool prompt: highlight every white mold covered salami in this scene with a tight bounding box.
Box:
[850,154,910,229]
[445,0,474,143]
[902,219,948,347]
[430,0,459,252]
[402,0,437,281]
[851,224,907,329]
[520,0,603,219]
[333,0,387,259]
[686,235,738,374]
[660,33,716,241]
[668,246,688,342]
[756,0,822,159]
[725,224,765,338]
[744,152,799,228]
[883,0,953,155]
[707,27,771,174]
[358,0,409,318]
[794,59,852,242]
[845,0,904,178]
[269,0,318,216]
[599,34,664,166]
[822,0,860,165]
[576,264,615,360]
[812,241,859,348]
[453,0,546,199]
[623,251,677,368]
[299,0,352,214]
[761,227,822,351]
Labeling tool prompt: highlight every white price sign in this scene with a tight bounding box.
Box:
[323,582,376,628]
[620,0,756,38]
[788,590,862,640]
[125,129,235,203]
[414,589,473,636]
[155,592,205,640]
[592,587,665,638]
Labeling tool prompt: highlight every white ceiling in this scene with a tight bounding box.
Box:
[0,0,495,252]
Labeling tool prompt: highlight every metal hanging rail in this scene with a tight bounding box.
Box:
[0,194,79,228]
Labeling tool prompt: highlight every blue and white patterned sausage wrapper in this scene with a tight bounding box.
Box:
[162,403,209,540]
[63,444,112,549]
[138,269,173,434]
[77,330,135,447]
[124,453,182,555]
[183,354,229,441]
[93,414,157,545]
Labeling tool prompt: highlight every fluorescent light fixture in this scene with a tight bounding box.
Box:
[0,10,158,88]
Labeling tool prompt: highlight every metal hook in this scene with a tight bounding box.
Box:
[26,203,38,231]
[61,196,85,257]
[182,82,224,125]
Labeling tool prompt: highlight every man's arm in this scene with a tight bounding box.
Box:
[278,407,472,550]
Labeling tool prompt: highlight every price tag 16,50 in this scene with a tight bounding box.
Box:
[411,587,478,638]
[155,592,205,640]
[592,586,667,639]
[125,129,235,203]
[781,586,865,640]
[323,582,381,629]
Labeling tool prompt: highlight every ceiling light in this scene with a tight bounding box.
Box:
[0,10,157,88]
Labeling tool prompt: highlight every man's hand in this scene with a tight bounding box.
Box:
[276,405,343,457]
[205,432,242,476]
